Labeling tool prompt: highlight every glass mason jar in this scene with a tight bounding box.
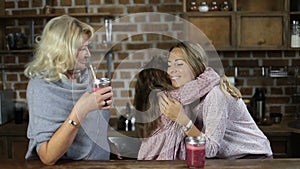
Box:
[185,135,206,168]
[210,1,219,11]
[198,1,209,12]
[220,1,232,11]
[190,1,198,11]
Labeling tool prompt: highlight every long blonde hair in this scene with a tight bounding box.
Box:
[170,41,242,99]
[24,15,94,81]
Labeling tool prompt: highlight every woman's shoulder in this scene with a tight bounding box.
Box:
[28,78,46,88]
[27,78,62,91]
[206,86,224,97]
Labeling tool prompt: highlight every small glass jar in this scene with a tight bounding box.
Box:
[190,1,198,11]
[291,20,300,48]
[185,135,206,168]
[220,1,232,11]
[92,78,111,92]
[198,1,209,12]
[210,1,219,11]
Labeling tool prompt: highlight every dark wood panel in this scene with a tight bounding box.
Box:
[238,15,285,48]
[188,15,233,48]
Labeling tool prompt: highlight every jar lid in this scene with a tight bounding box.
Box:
[99,77,110,83]
[186,135,206,145]
[94,78,110,85]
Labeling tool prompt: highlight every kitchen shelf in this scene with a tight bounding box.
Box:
[183,0,294,51]
[0,13,110,19]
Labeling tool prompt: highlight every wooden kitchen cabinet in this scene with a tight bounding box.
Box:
[264,132,292,158]
[185,12,235,49]
[0,122,28,162]
[237,14,286,49]
[183,0,291,50]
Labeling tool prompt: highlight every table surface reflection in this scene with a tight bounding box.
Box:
[2,158,300,169]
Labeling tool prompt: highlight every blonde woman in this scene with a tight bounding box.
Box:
[24,15,113,165]
[160,41,273,159]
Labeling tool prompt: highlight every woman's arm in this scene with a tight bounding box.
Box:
[159,94,202,137]
[38,87,113,165]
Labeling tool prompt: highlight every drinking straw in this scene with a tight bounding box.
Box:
[89,65,97,80]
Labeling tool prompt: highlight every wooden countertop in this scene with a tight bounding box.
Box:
[259,117,300,135]
[1,117,299,137]
[2,159,300,169]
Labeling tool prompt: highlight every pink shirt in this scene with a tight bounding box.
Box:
[138,68,272,160]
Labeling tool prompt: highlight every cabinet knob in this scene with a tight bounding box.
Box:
[257,39,266,45]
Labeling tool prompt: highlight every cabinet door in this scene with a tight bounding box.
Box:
[266,134,291,158]
[186,13,234,50]
[7,137,29,161]
[0,137,8,159]
[237,14,286,49]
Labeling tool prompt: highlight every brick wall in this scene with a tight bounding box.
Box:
[1,0,299,118]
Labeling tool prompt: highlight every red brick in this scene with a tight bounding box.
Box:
[267,96,290,104]
[285,106,297,116]
[68,8,86,13]
[118,52,129,60]
[14,83,28,90]
[277,77,295,85]
[88,0,101,5]
[119,0,130,4]
[222,51,236,58]
[121,90,132,97]
[5,1,15,8]
[283,51,297,57]
[98,7,123,14]
[252,51,266,58]
[6,74,18,81]
[236,51,250,58]
[19,91,27,99]
[247,78,274,86]
[131,34,144,41]
[126,43,152,50]
[18,1,29,8]
[104,0,116,4]
[240,87,252,95]
[32,0,43,7]
[75,0,86,5]
[128,6,154,13]
[147,34,160,41]
[141,24,168,32]
[133,0,146,4]
[268,51,282,57]
[157,42,176,50]
[120,72,132,79]
[111,81,125,88]
[292,59,300,67]
[149,0,160,4]
[113,24,138,32]
[12,10,37,15]
[52,8,65,14]
[61,0,72,6]
[233,59,258,67]
[269,106,282,113]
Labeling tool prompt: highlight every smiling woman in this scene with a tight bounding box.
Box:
[158,41,273,159]
[23,15,114,165]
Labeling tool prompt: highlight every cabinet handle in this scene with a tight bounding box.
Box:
[257,39,266,45]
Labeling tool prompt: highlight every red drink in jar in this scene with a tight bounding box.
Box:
[185,135,206,168]
[92,78,110,92]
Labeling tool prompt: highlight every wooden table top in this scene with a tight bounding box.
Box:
[2,159,300,169]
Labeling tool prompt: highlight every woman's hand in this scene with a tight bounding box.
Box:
[159,93,190,126]
[75,86,113,120]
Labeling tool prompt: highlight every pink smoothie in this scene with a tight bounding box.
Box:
[186,143,205,168]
